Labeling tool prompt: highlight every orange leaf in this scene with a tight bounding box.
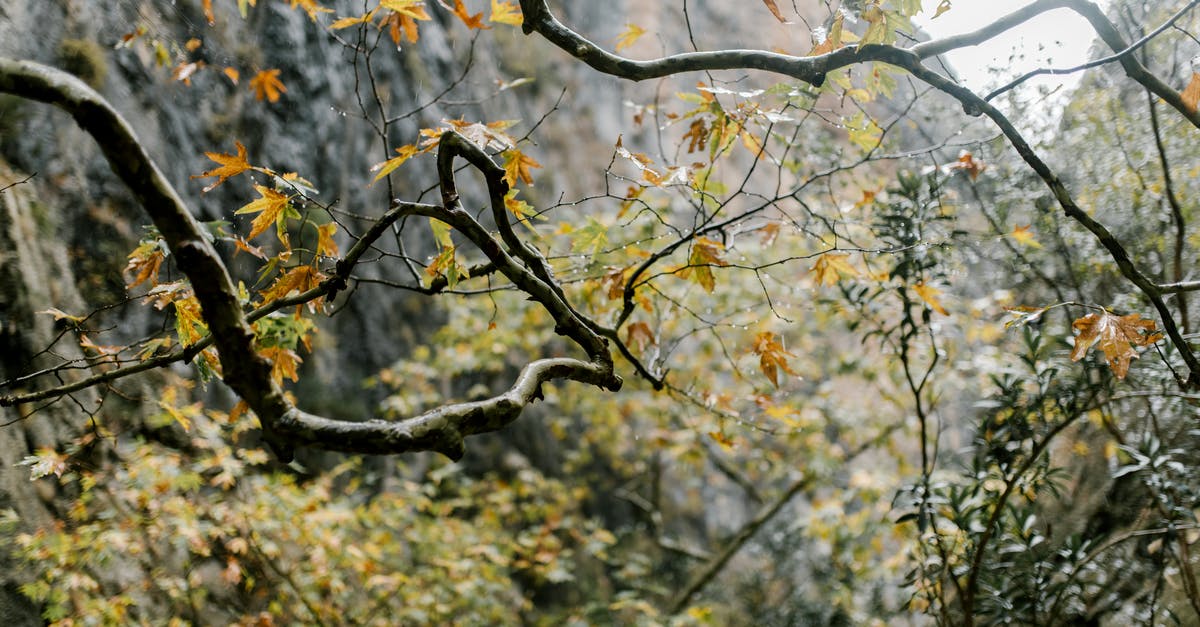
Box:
[1182,72,1200,114]
[193,141,252,193]
[1070,311,1161,380]
[445,0,489,29]
[259,265,323,304]
[222,67,240,84]
[316,222,339,257]
[249,69,287,103]
[760,0,791,23]
[202,0,215,23]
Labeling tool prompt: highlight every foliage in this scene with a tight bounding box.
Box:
[2,0,1200,624]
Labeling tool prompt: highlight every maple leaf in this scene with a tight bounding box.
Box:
[316,223,339,258]
[173,296,207,347]
[489,0,522,25]
[810,252,858,286]
[860,2,888,45]
[426,245,467,289]
[625,322,657,353]
[380,0,431,42]
[1070,311,1162,380]
[753,331,797,387]
[235,185,293,241]
[1182,72,1200,114]
[808,13,846,56]
[260,346,303,384]
[1009,224,1041,248]
[125,239,166,288]
[685,236,728,293]
[502,148,542,187]
[193,141,252,193]
[370,144,418,184]
[504,189,541,232]
[249,69,287,103]
[260,265,324,305]
[913,282,950,316]
[759,0,791,23]
[615,24,646,52]
[444,0,489,29]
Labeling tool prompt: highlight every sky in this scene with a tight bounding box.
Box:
[913,1,1110,94]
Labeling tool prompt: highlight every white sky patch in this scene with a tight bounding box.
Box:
[913,1,1109,95]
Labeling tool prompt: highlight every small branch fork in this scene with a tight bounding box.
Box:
[0,58,619,461]
[517,0,1200,388]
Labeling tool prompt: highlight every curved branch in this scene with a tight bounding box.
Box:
[1065,0,1200,129]
[0,58,620,461]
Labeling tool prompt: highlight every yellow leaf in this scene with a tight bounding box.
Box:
[932,0,952,18]
[489,0,522,25]
[173,296,207,347]
[316,222,339,257]
[235,185,292,241]
[684,236,728,293]
[193,141,252,193]
[370,144,418,183]
[810,252,858,286]
[1182,72,1200,114]
[331,9,377,29]
[808,13,844,56]
[615,24,646,52]
[1070,311,1161,380]
[1009,224,1041,248]
[37,308,86,324]
[913,282,950,316]
[502,148,542,187]
[249,69,287,103]
[860,2,888,45]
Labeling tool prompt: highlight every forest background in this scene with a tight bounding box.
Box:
[1,0,1200,624]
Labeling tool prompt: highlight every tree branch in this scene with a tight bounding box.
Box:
[0,58,620,461]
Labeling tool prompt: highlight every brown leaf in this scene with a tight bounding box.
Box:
[752,331,797,387]
[760,0,791,23]
[1070,311,1162,380]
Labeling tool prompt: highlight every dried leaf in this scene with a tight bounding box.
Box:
[760,0,791,23]
[753,331,797,387]
[1070,311,1162,380]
